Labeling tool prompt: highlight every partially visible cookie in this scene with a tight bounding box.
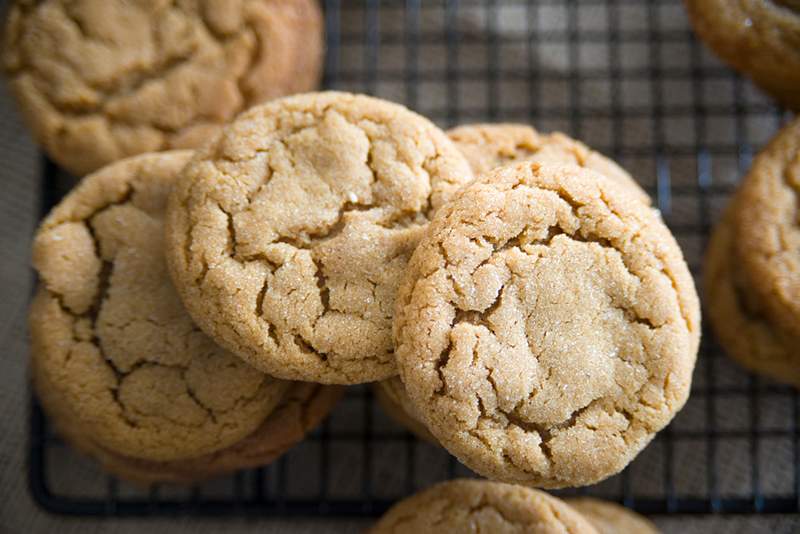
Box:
[30,152,289,461]
[2,0,323,176]
[36,373,343,484]
[566,498,659,534]
[734,117,800,337]
[165,91,474,384]
[447,123,650,205]
[705,203,800,388]
[373,377,437,444]
[684,0,800,111]
[370,479,598,534]
[394,162,700,488]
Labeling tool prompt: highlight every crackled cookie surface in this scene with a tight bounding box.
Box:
[35,371,342,484]
[166,92,474,384]
[447,123,650,204]
[3,0,323,176]
[374,377,437,444]
[684,0,800,111]
[705,203,800,388]
[394,162,700,488]
[30,152,289,461]
[565,498,659,534]
[370,479,598,534]
[734,118,800,337]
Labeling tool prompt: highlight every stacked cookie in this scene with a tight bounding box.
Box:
[28,90,700,491]
[706,117,800,388]
[370,479,659,534]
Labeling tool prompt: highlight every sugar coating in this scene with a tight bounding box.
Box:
[394,162,700,488]
[734,117,800,337]
[373,377,438,444]
[165,92,474,384]
[447,123,650,205]
[29,152,289,462]
[370,479,598,534]
[2,0,323,176]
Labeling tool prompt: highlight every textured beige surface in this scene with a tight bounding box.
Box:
[39,379,343,484]
[566,497,659,534]
[734,117,800,338]
[448,123,651,205]
[30,152,289,461]
[166,91,473,384]
[705,204,800,388]
[2,0,323,176]
[370,479,598,534]
[684,0,800,111]
[394,162,700,488]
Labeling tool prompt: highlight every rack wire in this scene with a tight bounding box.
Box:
[29,0,800,517]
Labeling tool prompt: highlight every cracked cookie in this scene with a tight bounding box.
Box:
[705,203,800,388]
[733,117,800,338]
[165,91,474,384]
[34,366,343,483]
[565,498,659,534]
[447,123,650,205]
[684,0,800,111]
[394,162,700,488]
[374,377,437,444]
[29,151,290,461]
[2,0,323,176]
[370,479,598,534]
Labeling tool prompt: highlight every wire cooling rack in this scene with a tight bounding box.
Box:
[29,0,800,518]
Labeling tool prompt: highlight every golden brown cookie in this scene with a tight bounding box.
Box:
[2,0,323,176]
[684,0,800,111]
[370,479,598,534]
[734,117,800,337]
[565,498,659,534]
[30,151,289,462]
[394,162,700,488]
[373,377,437,444]
[165,91,474,385]
[35,369,343,484]
[447,123,650,205]
[705,203,800,388]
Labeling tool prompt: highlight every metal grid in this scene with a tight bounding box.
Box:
[29,0,800,517]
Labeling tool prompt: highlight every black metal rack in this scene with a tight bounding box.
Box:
[29,0,800,518]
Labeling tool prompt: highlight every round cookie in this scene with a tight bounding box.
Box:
[2,0,323,176]
[30,151,289,462]
[565,498,659,534]
[165,91,474,384]
[734,117,800,337]
[705,203,800,388]
[374,377,437,444]
[684,0,800,111]
[447,123,650,205]
[370,479,598,534]
[35,370,343,484]
[394,162,700,488]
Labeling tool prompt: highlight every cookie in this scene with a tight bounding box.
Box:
[30,151,289,461]
[394,162,700,488]
[2,0,323,176]
[684,0,800,111]
[565,498,659,534]
[35,371,342,484]
[370,479,598,534]
[165,91,474,384]
[447,123,650,205]
[733,117,800,337]
[705,203,800,388]
[374,377,437,444]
